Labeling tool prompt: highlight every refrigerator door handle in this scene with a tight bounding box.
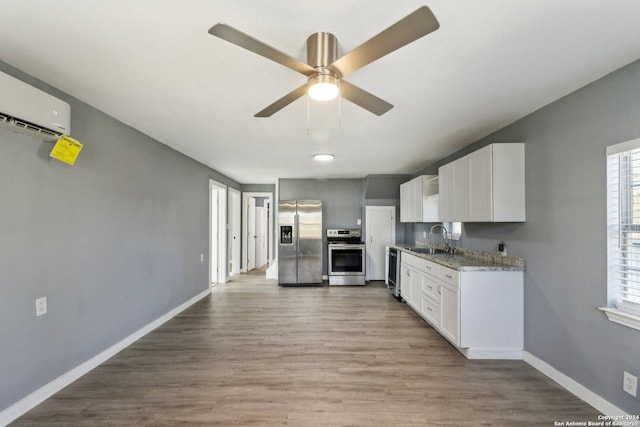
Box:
[294,213,299,256]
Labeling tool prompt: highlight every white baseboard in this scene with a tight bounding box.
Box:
[523,351,629,416]
[0,288,211,427]
[460,347,523,360]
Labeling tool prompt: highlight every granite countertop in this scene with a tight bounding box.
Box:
[391,244,525,272]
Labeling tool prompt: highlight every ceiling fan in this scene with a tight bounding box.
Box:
[208,6,439,117]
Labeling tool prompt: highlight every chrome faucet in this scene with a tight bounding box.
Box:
[429,224,452,253]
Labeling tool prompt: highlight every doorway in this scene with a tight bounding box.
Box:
[210,180,228,285]
[365,206,396,281]
[242,192,273,273]
[255,202,269,269]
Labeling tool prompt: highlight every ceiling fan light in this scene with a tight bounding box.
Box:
[308,74,339,101]
[313,153,334,161]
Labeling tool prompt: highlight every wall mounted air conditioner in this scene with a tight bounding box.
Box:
[0,70,70,141]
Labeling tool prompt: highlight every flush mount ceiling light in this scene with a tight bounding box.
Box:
[313,153,335,161]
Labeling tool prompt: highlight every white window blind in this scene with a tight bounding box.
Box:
[607,140,640,318]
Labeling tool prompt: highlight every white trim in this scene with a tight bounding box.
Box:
[0,289,211,426]
[209,180,228,285]
[599,307,640,331]
[523,351,630,416]
[606,137,640,156]
[459,347,523,360]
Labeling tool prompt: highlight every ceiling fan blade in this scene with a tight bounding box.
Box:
[340,80,393,116]
[254,84,308,117]
[328,6,439,78]
[209,24,317,77]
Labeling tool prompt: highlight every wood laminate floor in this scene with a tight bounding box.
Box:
[13,275,600,426]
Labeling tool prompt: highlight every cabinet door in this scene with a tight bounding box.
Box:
[452,157,468,221]
[412,178,423,221]
[400,182,409,222]
[410,267,422,309]
[440,282,459,346]
[467,145,493,221]
[400,263,411,302]
[438,163,454,221]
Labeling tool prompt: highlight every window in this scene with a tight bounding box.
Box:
[443,221,462,241]
[602,138,640,330]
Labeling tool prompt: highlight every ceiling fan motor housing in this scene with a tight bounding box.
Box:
[307,32,339,75]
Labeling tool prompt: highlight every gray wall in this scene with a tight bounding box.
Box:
[279,178,364,274]
[0,61,240,411]
[413,59,640,412]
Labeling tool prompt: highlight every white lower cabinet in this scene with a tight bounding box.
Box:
[400,251,523,359]
[439,282,459,345]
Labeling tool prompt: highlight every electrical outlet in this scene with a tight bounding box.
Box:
[623,371,638,397]
[35,297,47,317]
[423,231,427,238]
[200,253,204,263]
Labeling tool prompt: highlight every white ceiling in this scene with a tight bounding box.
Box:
[1,1,640,184]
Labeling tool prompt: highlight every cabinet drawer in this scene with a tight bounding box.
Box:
[421,273,440,301]
[439,268,458,286]
[421,259,439,275]
[421,294,440,326]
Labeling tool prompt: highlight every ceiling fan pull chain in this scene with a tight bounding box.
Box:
[338,80,342,128]
[306,93,310,136]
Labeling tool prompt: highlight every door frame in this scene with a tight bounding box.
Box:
[365,205,396,281]
[209,180,228,285]
[242,191,273,272]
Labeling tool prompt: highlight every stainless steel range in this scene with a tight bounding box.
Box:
[327,228,366,286]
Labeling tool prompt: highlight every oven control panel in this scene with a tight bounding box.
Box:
[326,228,361,239]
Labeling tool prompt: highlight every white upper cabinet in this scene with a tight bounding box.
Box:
[400,175,439,223]
[438,156,469,222]
[452,156,469,222]
[439,143,525,222]
[467,146,493,221]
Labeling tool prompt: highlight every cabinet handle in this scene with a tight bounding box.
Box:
[426,265,431,270]
[438,285,442,295]
[407,271,411,277]
[445,274,452,279]
[426,306,432,312]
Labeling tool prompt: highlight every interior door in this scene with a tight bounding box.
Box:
[229,188,241,275]
[255,206,268,268]
[247,197,256,271]
[365,206,396,280]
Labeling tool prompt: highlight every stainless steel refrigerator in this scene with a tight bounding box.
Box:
[278,200,323,286]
